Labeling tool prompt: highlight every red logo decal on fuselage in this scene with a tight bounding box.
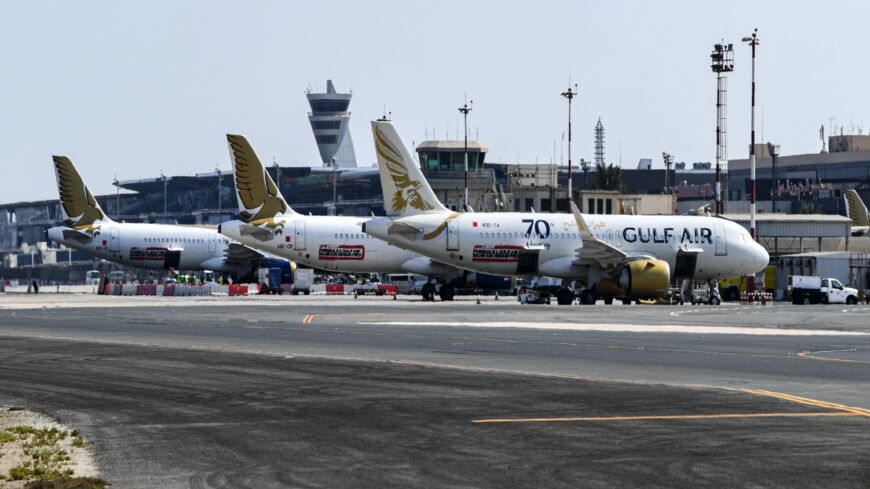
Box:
[319,244,365,261]
[130,247,168,261]
[472,245,522,263]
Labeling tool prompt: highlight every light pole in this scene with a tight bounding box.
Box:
[216,167,222,213]
[711,41,734,214]
[662,152,673,192]
[561,83,578,206]
[767,142,780,213]
[458,99,473,211]
[273,160,281,190]
[112,177,120,216]
[160,172,168,215]
[742,29,759,238]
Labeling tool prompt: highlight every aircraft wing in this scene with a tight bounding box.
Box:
[570,202,655,276]
[223,242,268,265]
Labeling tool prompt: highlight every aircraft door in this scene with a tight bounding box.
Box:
[294,221,306,250]
[109,227,120,253]
[714,223,727,256]
[516,250,539,275]
[447,219,459,251]
[208,234,217,253]
[163,250,181,270]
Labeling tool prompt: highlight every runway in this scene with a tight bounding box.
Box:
[0,295,868,487]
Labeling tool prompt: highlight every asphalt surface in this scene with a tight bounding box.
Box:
[0,295,869,488]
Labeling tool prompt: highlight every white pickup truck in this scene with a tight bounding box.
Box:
[788,275,859,305]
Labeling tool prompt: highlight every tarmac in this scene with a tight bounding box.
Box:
[0,293,868,488]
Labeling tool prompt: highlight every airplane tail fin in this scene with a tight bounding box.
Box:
[371,120,448,216]
[226,134,297,223]
[843,189,870,228]
[51,155,111,228]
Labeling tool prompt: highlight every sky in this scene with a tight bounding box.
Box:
[2,0,869,203]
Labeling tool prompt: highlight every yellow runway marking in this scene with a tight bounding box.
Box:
[797,349,870,365]
[743,389,870,417]
[471,412,855,424]
[302,314,315,324]
[472,388,870,424]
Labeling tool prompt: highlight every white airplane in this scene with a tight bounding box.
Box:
[362,120,770,305]
[843,189,870,236]
[217,134,497,297]
[46,156,268,275]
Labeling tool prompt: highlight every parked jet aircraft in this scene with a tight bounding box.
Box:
[362,120,770,305]
[46,156,267,275]
[844,189,869,236]
[217,134,503,298]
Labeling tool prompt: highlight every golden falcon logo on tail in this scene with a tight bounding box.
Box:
[52,156,105,235]
[374,126,433,213]
[227,134,290,234]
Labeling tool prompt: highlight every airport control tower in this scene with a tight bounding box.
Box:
[306,80,357,168]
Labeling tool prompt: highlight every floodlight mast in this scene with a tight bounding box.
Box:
[458,99,473,211]
[561,83,579,205]
[742,29,759,239]
[711,41,734,215]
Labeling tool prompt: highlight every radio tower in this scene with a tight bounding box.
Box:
[594,118,605,165]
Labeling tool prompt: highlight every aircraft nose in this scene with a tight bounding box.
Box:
[752,242,769,272]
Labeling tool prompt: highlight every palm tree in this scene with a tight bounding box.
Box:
[595,162,622,191]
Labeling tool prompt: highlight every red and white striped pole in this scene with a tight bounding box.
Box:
[743,29,759,239]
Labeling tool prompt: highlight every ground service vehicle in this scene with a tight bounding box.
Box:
[258,267,283,294]
[292,268,313,295]
[789,275,859,304]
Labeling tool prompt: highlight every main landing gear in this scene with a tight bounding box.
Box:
[421,283,436,301]
[579,288,597,305]
[556,287,574,305]
[439,284,455,301]
[556,287,597,305]
[420,283,455,301]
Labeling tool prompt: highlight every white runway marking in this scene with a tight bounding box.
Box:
[359,321,868,336]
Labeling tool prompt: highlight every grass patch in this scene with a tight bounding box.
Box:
[9,463,73,480]
[4,424,89,482]
[25,477,110,489]
[0,430,16,443]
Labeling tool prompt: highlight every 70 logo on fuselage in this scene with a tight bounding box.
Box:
[522,219,551,239]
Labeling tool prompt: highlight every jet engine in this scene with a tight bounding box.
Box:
[618,259,671,298]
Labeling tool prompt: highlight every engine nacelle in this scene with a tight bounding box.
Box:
[449,272,513,291]
[618,259,671,299]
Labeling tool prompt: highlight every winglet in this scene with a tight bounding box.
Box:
[844,189,870,228]
[52,155,110,228]
[226,134,297,223]
[371,120,448,216]
[570,201,593,239]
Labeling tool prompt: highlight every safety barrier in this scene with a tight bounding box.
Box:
[97,282,246,297]
[325,284,345,295]
[378,284,398,296]
[740,291,774,305]
[228,284,248,296]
